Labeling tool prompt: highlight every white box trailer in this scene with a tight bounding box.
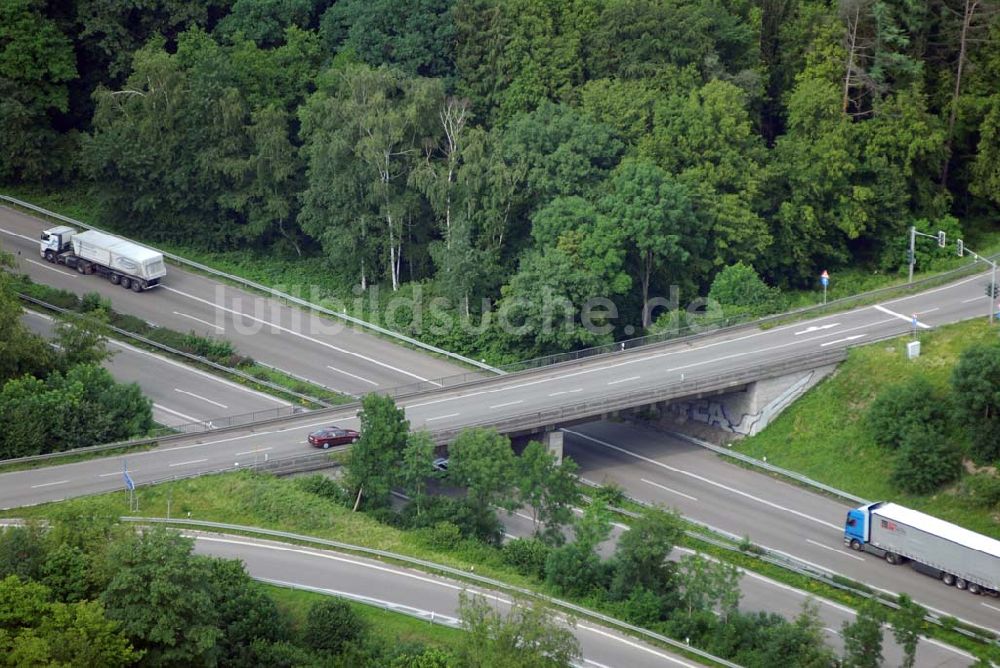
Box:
[40,226,166,292]
[845,501,1000,596]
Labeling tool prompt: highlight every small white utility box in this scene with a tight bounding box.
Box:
[907,340,921,359]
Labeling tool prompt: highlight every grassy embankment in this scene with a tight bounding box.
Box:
[734,317,1000,538]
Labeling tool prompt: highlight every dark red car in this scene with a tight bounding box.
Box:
[307,426,360,449]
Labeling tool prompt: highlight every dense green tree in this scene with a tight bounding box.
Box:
[302,598,368,655]
[0,251,54,383]
[399,431,437,514]
[640,80,770,277]
[708,262,783,318]
[0,576,140,668]
[841,599,887,668]
[544,500,611,597]
[892,593,927,668]
[892,428,963,494]
[208,558,289,667]
[456,591,581,668]
[345,394,410,508]
[216,0,318,47]
[54,310,112,371]
[600,159,698,327]
[0,0,77,182]
[865,376,950,449]
[0,524,48,583]
[100,527,221,667]
[320,0,457,79]
[516,442,580,544]
[449,428,517,511]
[609,507,684,602]
[951,341,1000,464]
[675,554,742,619]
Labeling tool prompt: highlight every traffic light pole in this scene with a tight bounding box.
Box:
[908,226,916,283]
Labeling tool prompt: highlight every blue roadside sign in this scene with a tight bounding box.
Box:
[820,270,829,287]
[123,462,135,492]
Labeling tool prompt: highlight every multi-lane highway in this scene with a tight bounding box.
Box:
[21,310,292,429]
[0,205,467,395]
[559,422,1000,636]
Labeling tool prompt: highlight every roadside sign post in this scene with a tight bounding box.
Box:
[911,314,919,340]
[820,270,830,305]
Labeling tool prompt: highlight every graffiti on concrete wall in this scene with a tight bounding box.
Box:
[674,371,816,436]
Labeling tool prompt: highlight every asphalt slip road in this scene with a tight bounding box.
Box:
[193,532,701,668]
[21,310,290,429]
[0,205,467,396]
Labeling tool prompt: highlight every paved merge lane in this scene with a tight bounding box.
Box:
[192,533,701,668]
[21,310,290,429]
[0,205,467,395]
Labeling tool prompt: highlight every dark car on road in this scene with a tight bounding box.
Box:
[308,426,360,449]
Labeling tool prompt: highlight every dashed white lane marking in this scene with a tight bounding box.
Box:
[820,334,865,347]
[565,429,843,531]
[161,285,439,386]
[173,311,224,332]
[0,226,39,243]
[26,258,75,276]
[175,388,228,409]
[489,400,523,409]
[641,477,698,501]
[795,323,839,335]
[327,365,378,387]
[153,403,203,423]
[30,480,68,488]
[963,296,987,303]
[983,602,1000,613]
[235,447,273,456]
[169,458,208,467]
[549,389,583,397]
[425,413,459,422]
[607,375,640,385]
[109,339,290,406]
[99,471,126,477]
[873,304,931,329]
[806,538,865,561]
[576,624,701,667]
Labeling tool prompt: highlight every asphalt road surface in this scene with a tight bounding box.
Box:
[497,508,974,667]
[560,421,1000,637]
[192,532,701,668]
[0,205,467,395]
[21,310,291,430]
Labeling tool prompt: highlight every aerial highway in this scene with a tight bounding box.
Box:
[21,310,292,430]
[559,422,1000,636]
[0,205,468,395]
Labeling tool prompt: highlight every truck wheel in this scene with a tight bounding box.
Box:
[849,539,862,551]
[968,582,982,595]
[942,573,956,586]
[119,277,131,290]
[44,250,55,262]
[131,280,143,292]
[110,274,120,285]
[885,552,899,565]
[956,578,967,590]
[76,263,86,274]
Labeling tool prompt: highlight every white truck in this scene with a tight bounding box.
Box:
[845,501,1000,596]
[40,226,166,292]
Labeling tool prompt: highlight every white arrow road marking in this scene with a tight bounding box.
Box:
[794,323,839,335]
[820,334,865,347]
[873,304,931,329]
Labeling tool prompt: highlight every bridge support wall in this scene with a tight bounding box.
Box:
[659,363,838,437]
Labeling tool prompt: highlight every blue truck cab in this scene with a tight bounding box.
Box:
[844,505,871,550]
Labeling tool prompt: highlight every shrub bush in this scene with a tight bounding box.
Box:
[957,473,1000,509]
[866,376,950,449]
[891,428,963,495]
[501,538,551,579]
[302,599,367,655]
[414,521,463,550]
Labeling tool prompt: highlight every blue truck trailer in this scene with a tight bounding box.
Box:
[845,501,1000,596]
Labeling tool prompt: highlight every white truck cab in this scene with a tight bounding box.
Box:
[40,226,77,260]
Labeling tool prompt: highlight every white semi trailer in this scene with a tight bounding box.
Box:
[40,226,166,292]
[845,501,1000,596]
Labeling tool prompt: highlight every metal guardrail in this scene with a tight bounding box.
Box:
[0,344,849,466]
[127,517,741,667]
[1,194,501,374]
[577,479,1000,651]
